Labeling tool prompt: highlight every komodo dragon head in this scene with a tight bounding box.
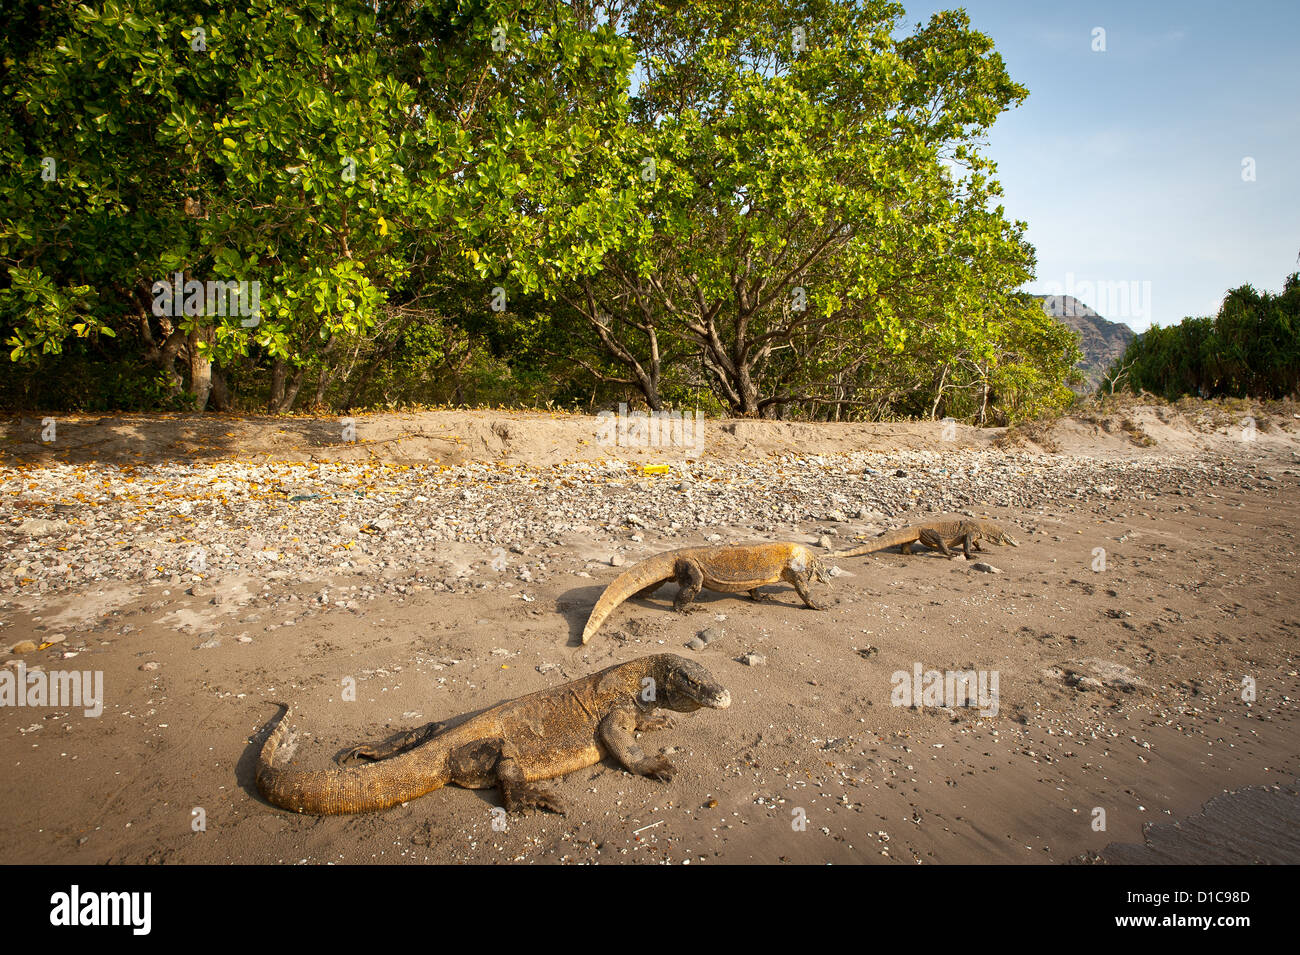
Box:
[982,524,1019,547]
[660,655,732,712]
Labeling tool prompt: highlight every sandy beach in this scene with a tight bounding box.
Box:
[1,401,1297,864]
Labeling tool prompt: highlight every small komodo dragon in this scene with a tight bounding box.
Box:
[827,519,1019,561]
[256,654,730,815]
[581,542,830,644]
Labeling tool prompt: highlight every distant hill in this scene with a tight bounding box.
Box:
[1035,294,1136,393]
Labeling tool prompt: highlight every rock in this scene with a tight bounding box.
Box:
[740,653,767,666]
[686,637,706,651]
[825,510,847,523]
[699,628,724,645]
[971,562,1002,574]
[610,554,626,567]
[194,635,221,650]
[817,534,834,549]
[894,469,908,478]
[9,641,38,654]
[1075,677,1105,692]
[15,519,63,537]
[139,661,160,671]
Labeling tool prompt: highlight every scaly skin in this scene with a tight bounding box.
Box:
[581,542,831,644]
[256,654,730,815]
[827,520,1019,560]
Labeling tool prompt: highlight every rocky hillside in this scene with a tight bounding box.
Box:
[1035,294,1136,393]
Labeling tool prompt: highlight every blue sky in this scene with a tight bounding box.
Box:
[902,0,1300,331]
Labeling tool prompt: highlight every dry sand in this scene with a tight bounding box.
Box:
[0,403,1297,864]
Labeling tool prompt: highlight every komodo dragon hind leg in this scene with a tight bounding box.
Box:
[494,754,567,815]
[600,708,676,781]
[920,530,957,559]
[336,720,448,766]
[445,739,567,814]
[671,559,705,613]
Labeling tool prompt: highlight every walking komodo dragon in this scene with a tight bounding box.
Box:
[256,654,730,815]
[581,542,830,644]
[828,519,1019,561]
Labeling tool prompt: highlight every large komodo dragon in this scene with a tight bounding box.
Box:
[256,654,730,815]
[828,519,1019,561]
[581,542,830,644]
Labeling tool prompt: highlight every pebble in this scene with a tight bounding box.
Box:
[740,653,767,666]
[15,519,63,537]
[139,661,160,671]
[971,562,1002,574]
[0,449,1262,608]
[9,641,38,654]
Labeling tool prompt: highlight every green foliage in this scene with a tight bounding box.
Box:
[1114,273,1300,401]
[1,0,1081,421]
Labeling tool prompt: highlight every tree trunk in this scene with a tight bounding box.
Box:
[209,365,232,411]
[187,326,214,411]
[278,367,305,412]
[313,364,334,409]
[269,360,287,412]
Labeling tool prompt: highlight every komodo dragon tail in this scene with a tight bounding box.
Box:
[256,704,452,814]
[825,527,920,560]
[581,551,682,644]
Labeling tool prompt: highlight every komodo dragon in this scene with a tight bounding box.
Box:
[581,542,830,644]
[827,519,1018,561]
[256,654,730,815]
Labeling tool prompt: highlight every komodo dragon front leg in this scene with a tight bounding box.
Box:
[784,567,827,610]
[600,707,676,781]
